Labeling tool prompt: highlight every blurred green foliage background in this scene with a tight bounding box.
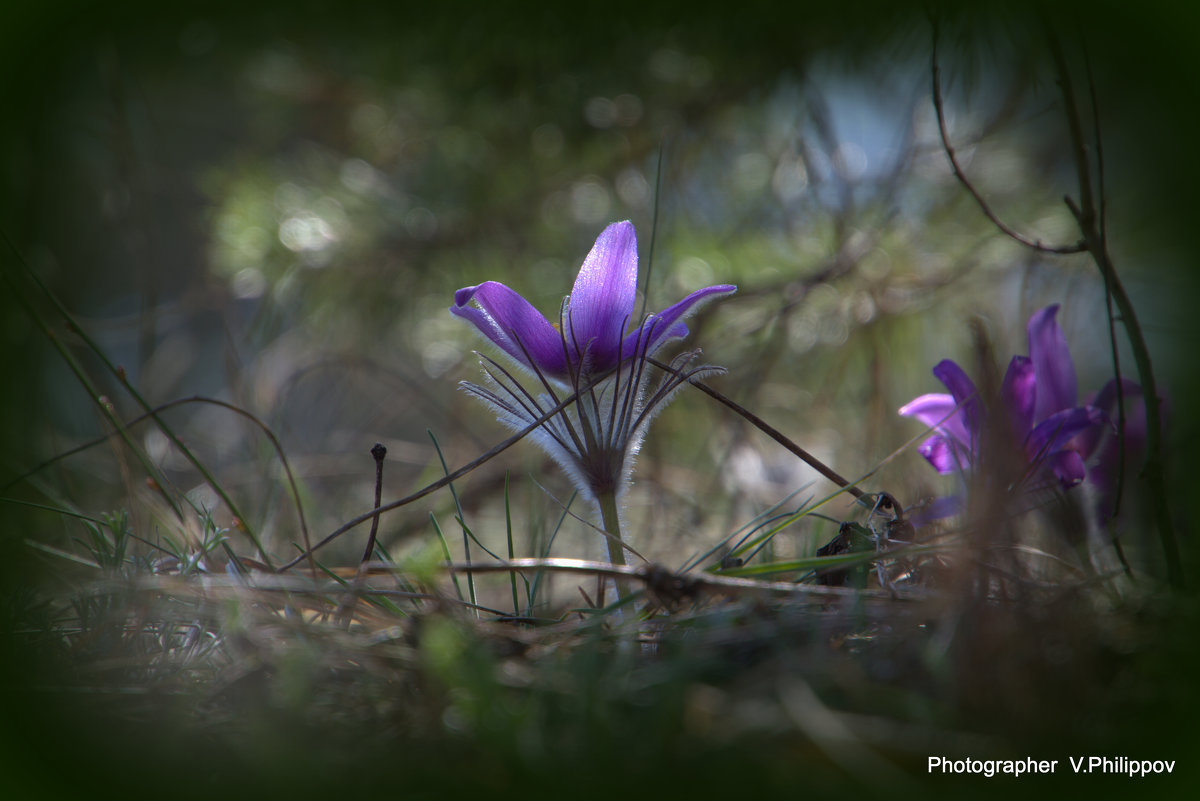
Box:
[4,1,1196,555]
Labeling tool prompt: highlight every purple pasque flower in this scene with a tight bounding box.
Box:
[899,305,1107,492]
[1076,377,1160,521]
[451,221,736,503]
[452,221,736,383]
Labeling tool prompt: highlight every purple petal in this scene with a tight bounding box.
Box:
[1027,305,1077,423]
[1074,378,1137,460]
[625,283,738,360]
[1025,405,1105,464]
[918,435,969,474]
[451,281,567,375]
[1049,449,1088,487]
[563,221,639,366]
[1001,355,1036,436]
[1084,378,1151,512]
[898,393,972,448]
[1092,378,1148,451]
[1093,377,1143,415]
[932,359,982,435]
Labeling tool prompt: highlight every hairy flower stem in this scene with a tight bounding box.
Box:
[596,488,633,602]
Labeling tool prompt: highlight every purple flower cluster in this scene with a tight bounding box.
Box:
[899,305,1145,518]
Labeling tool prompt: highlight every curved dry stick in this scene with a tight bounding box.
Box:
[1047,34,1181,588]
[126,573,520,619]
[441,558,908,601]
[930,19,1086,256]
[1079,43,1130,576]
[647,356,881,507]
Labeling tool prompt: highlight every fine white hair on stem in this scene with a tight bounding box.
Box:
[460,326,725,507]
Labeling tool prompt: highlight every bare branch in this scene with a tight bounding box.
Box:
[930,19,1086,255]
[1048,33,1181,588]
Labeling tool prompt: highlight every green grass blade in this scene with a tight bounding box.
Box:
[504,472,522,617]
[526,489,575,616]
[429,513,465,602]
[428,430,476,610]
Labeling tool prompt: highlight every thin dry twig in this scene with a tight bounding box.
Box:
[1046,32,1181,587]
[1080,43,1130,576]
[442,558,912,601]
[647,356,895,510]
[930,19,1086,255]
[360,444,388,565]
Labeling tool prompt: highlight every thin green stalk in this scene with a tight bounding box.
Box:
[717,543,945,579]
[596,489,632,602]
[429,513,465,602]
[429,430,476,610]
[503,472,523,617]
[316,553,408,619]
[1,497,105,525]
[526,490,575,616]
